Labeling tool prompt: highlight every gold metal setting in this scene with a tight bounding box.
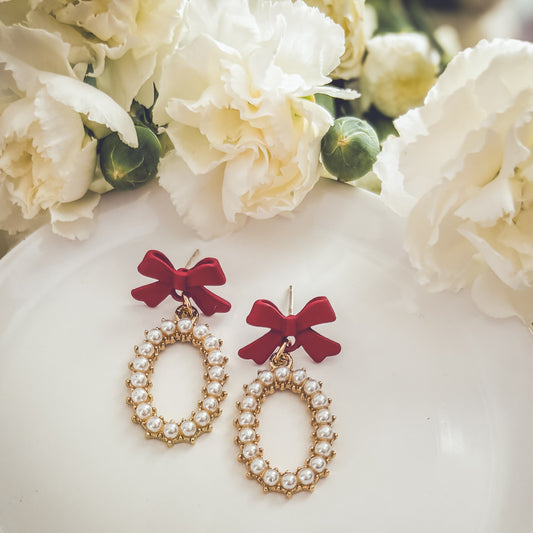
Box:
[234,352,337,497]
[126,303,228,446]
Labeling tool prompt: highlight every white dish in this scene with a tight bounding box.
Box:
[1,179,532,533]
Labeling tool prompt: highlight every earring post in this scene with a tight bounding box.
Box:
[185,249,200,269]
[288,285,294,315]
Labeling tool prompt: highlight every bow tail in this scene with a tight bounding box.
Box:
[131,281,172,308]
[297,328,341,362]
[238,331,282,365]
[187,286,231,316]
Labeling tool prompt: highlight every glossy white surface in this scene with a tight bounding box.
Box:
[1,180,532,533]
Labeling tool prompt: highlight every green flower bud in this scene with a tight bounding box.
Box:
[321,117,380,182]
[99,125,161,190]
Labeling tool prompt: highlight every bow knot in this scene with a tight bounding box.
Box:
[238,296,341,364]
[131,250,231,316]
[284,315,299,338]
[172,270,189,291]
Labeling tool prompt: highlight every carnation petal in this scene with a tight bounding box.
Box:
[472,268,533,322]
[158,151,241,238]
[0,22,73,86]
[97,51,156,111]
[254,0,345,88]
[42,74,137,146]
[49,191,101,240]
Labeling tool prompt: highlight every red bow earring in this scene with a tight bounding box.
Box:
[234,286,340,498]
[125,250,230,446]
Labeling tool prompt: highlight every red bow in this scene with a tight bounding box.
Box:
[131,250,231,316]
[238,297,341,364]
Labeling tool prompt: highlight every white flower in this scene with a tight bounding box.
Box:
[300,0,366,80]
[376,39,533,324]
[154,0,355,239]
[25,0,186,108]
[0,23,137,239]
[360,33,439,118]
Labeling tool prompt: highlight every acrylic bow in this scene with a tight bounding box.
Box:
[238,297,341,364]
[131,250,231,316]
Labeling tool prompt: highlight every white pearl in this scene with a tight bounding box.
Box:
[132,356,150,372]
[315,409,332,423]
[181,420,197,437]
[317,425,333,439]
[146,329,163,344]
[240,396,257,410]
[177,318,193,333]
[258,371,274,385]
[193,324,209,339]
[309,456,327,473]
[208,366,225,381]
[249,458,266,475]
[263,469,280,486]
[146,416,162,432]
[242,443,259,459]
[131,388,148,403]
[298,468,315,485]
[274,366,290,382]
[203,335,220,350]
[311,393,328,409]
[304,379,320,395]
[238,428,255,443]
[206,381,223,396]
[281,473,297,490]
[194,410,210,427]
[136,403,152,419]
[247,382,262,396]
[238,412,255,426]
[207,350,224,365]
[163,422,179,439]
[137,342,154,357]
[315,441,333,456]
[161,320,176,335]
[292,369,306,384]
[202,396,218,412]
[130,372,147,387]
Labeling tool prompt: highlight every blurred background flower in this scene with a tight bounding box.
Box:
[376,38,533,324]
[0,22,136,240]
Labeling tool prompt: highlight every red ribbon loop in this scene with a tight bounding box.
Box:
[131,250,231,316]
[238,296,341,364]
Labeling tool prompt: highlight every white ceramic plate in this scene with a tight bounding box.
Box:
[1,180,532,533]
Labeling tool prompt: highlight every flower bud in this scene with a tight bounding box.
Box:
[321,117,380,182]
[99,125,161,190]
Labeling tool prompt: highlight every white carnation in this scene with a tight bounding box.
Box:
[376,39,533,324]
[300,0,366,80]
[360,32,439,118]
[0,23,136,239]
[25,0,186,108]
[154,0,355,239]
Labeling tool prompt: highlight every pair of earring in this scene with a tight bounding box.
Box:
[125,250,341,498]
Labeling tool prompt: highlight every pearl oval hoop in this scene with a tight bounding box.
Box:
[234,361,336,497]
[126,305,228,446]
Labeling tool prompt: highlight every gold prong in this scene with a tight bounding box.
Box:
[184,249,200,269]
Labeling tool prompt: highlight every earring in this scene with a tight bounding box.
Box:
[234,286,341,497]
[126,249,231,446]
